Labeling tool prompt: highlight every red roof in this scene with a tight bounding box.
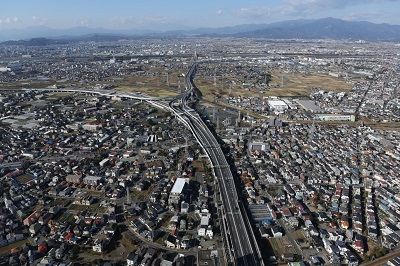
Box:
[94,218,103,224]
[10,247,20,254]
[64,232,74,240]
[355,240,363,247]
[38,245,47,252]
[4,170,23,178]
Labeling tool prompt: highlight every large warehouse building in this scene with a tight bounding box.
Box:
[296,100,323,113]
[316,114,356,122]
[169,178,187,205]
[268,100,289,112]
[248,204,274,225]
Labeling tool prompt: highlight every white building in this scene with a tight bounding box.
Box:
[99,158,109,167]
[92,238,109,253]
[268,100,289,112]
[169,178,187,204]
[248,142,270,152]
[83,175,102,185]
[316,114,356,122]
[206,226,214,239]
[198,227,206,236]
[123,151,134,158]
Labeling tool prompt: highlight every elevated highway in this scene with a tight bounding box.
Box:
[168,57,264,266]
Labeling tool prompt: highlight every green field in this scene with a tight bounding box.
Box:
[49,198,72,207]
[58,212,76,224]
[268,238,280,256]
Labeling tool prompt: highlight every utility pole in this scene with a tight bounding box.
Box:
[213,67,217,87]
[280,52,284,87]
[260,91,265,113]
[236,110,241,127]
[186,137,188,155]
[213,108,216,124]
[126,187,131,206]
[308,118,315,144]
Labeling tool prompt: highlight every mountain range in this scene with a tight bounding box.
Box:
[2,17,400,44]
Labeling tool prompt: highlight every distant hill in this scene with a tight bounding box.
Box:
[1,34,153,46]
[187,24,271,35]
[1,17,400,44]
[0,26,158,42]
[1,37,69,46]
[236,17,400,40]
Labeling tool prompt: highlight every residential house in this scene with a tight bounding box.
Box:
[38,213,53,225]
[353,240,365,253]
[259,227,269,239]
[127,252,140,266]
[181,235,191,249]
[65,174,82,184]
[29,223,41,235]
[165,234,181,249]
[92,238,109,253]
[23,210,41,226]
[271,226,283,237]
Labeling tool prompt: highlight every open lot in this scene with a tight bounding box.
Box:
[46,92,74,99]
[191,160,207,172]
[268,237,296,256]
[73,228,137,264]
[115,85,178,98]
[58,212,76,224]
[269,71,352,95]
[113,68,183,97]
[49,198,72,208]
[7,61,352,104]
[69,203,107,213]
[130,188,153,202]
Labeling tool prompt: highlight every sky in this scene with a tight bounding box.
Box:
[1,0,400,31]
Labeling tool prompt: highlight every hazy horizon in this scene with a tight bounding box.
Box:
[1,0,400,33]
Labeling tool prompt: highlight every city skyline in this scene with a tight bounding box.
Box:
[1,0,400,33]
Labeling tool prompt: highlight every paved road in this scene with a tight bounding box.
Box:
[362,249,400,266]
[167,59,263,266]
[187,114,261,266]
[126,225,197,254]
[276,219,303,255]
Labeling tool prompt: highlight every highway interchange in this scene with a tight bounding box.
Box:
[4,57,264,266]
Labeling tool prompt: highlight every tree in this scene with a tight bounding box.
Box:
[92,259,104,265]
[374,247,389,258]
